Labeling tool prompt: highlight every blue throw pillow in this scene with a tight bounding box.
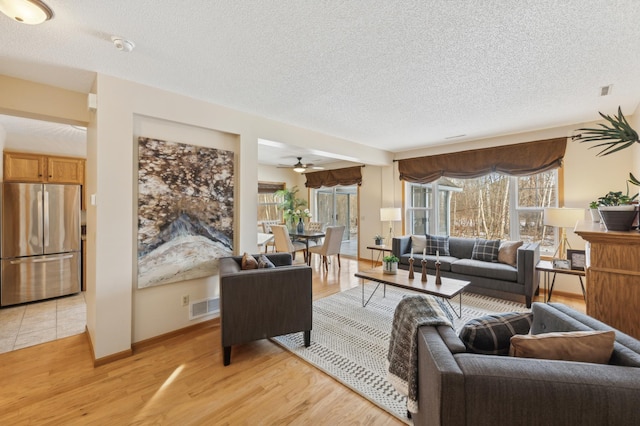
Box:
[471,238,500,262]
[258,254,275,269]
[425,234,450,256]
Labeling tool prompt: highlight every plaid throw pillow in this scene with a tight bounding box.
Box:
[471,238,500,262]
[425,234,450,255]
[459,312,533,355]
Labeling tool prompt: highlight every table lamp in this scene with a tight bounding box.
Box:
[380,207,402,246]
[543,207,584,259]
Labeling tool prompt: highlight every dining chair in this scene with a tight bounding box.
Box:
[271,225,308,262]
[305,221,325,247]
[308,225,345,271]
[260,220,281,252]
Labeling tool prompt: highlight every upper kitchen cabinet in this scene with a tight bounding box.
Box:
[4,152,85,185]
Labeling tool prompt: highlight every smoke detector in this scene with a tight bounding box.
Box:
[111,36,135,52]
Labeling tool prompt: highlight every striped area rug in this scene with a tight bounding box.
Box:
[272,283,528,424]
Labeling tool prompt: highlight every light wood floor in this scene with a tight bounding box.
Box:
[0,258,585,425]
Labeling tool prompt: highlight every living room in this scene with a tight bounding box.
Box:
[1,1,640,424]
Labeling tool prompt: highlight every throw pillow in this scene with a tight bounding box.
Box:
[498,240,523,267]
[471,238,500,262]
[241,253,259,270]
[258,254,275,269]
[411,235,427,254]
[459,312,533,355]
[425,234,450,256]
[509,330,615,364]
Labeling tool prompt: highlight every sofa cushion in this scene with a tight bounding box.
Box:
[459,312,533,355]
[241,253,259,270]
[509,330,615,364]
[411,235,427,254]
[426,234,450,256]
[448,237,476,259]
[258,254,275,269]
[450,258,518,282]
[498,240,523,267]
[471,238,500,262]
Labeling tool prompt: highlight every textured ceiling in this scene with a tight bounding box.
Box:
[1,1,640,159]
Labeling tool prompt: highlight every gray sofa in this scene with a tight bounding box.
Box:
[392,236,540,307]
[219,253,312,365]
[415,303,640,426]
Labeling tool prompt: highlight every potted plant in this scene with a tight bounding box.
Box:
[573,107,639,156]
[596,189,638,231]
[589,201,601,223]
[382,254,399,274]
[374,234,383,245]
[274,186,308,230]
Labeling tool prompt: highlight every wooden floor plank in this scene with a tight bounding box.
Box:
[0,257,584,425]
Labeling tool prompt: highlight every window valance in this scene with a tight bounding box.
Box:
[398,137,567,184]
[304,166,363,188]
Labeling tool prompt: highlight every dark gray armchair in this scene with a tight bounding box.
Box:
[219,253,312,366]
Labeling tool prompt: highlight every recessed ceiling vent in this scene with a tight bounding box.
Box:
[600,85,613,97]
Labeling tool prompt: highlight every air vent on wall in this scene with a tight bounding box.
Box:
[189,297,220,320]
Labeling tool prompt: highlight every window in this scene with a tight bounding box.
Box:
[258,182,284,222]
[404,170,558,255]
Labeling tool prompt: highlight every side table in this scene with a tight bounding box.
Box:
[366,244,392,267]
[535,260,586,302]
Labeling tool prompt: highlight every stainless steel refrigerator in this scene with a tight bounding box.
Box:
[1,183,81,306]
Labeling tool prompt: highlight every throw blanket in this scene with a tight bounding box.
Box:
[387,295,454,414]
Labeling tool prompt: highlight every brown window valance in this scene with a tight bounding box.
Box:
[398,137,567,184]
[304,166,363,188]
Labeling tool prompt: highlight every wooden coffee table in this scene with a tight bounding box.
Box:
[355,267,470,317]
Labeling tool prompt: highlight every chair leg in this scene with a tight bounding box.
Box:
[323,255,328,271]
[223,346,231,366]
[304,330,311,347]
[337,253,341,268]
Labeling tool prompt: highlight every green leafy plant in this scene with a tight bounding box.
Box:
[597,190,638,206]
[274,186,309,223]
[383,254,399,263]
[573,107,639,156]
[589,201,599,209]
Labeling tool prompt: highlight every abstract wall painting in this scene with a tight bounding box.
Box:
[137,137,234,288]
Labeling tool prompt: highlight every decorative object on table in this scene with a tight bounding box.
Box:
[382,254,399,275]
[589,201,601,222]
[374,234,383,245]
[137,137,234,288]
[552,258,571,270]
[380,207,402,246]
[567,249,586,271]
[595,190,638,231]
[543,207,585,259]
[421,258,428,282]
[408,257,414,279]
[296,217,304,233]
[435,261,442,285]
[274,186,310,230]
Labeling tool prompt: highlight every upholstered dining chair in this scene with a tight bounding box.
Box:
[271,224,308,262]
[305,221,325,247]
[308,225,345,271]
[260,220,281,252]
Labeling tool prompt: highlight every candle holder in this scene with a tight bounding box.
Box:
[408,258,415,279]
[435,261,442,285]
[421,259,428,282]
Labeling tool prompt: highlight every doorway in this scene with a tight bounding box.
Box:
[315,185,358,257]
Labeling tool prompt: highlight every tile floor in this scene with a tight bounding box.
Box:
[0,292,86,354]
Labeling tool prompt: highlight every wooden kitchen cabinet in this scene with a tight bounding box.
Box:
[3,151,46,182]
[4,151,85,185]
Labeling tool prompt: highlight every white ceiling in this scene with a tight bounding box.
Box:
[2,1,640,165]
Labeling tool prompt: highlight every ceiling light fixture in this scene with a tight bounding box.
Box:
[293,166,306,173]
[111,36,135,52]
[0,0,53,24]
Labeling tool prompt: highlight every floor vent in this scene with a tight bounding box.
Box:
[190,297,220,320]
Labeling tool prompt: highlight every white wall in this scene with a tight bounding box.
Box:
[89,74,391,359]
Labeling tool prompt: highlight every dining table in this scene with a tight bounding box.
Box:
[288,230,326,265]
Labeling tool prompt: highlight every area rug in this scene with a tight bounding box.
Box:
[271,284,529,424]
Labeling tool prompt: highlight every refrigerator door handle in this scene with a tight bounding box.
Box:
[10,254,74,265]
[37,190,44,245]
[44,190,50,248]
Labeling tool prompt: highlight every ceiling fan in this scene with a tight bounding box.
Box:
[277,157,324,173]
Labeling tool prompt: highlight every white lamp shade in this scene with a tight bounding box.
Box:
[543,207,585,228]
[0,0,53,24]
[380,207,402,222]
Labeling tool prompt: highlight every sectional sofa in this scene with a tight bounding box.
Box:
[392,235,540,307]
